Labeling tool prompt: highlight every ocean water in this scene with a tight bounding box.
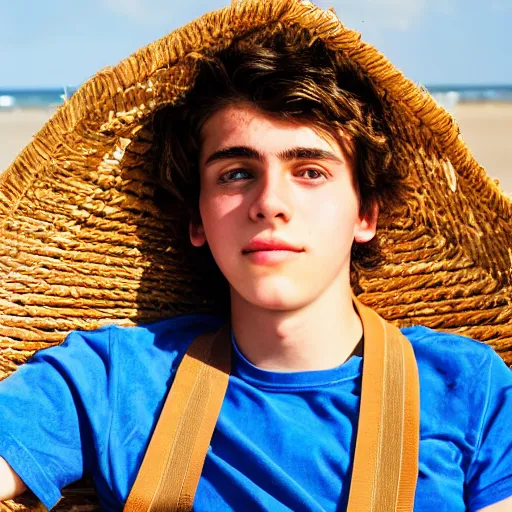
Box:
[0,87,77,109]
[0,85,511,111]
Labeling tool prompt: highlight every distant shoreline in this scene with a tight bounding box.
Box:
[1,84,512,111]
[0,98,511,115]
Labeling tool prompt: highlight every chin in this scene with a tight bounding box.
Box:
[228,269,337,312]
[241,283,313,312]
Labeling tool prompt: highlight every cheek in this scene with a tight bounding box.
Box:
[304,195,360,254]
[313,193,359,230]
[199,195,243,243]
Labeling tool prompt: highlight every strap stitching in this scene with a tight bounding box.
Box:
[371,316,388,511]
[176,355,215,508]
[394,329,406,510]
[149,341,211,511]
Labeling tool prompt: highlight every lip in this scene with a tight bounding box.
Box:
[242,238,303,253]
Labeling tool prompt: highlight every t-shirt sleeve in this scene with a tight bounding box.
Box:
[0,328,113,510]
[465,348,512,511]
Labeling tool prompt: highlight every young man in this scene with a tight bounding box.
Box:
[1,4,511,512]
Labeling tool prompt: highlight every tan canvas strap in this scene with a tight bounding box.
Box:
[347,297,420,511]
[125,301,420,512]
[123,324,231,512]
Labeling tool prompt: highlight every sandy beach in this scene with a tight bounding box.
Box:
[0,108,58,173]
[0,103,511,195]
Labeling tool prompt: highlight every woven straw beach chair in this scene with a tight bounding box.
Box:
[0,0,511,509]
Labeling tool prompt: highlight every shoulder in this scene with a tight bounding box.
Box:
[104,312,226,349]
[399,325,511,433]
[63,312,226,362]
[399,325,508,417]
[401,327,512,511]
[27,313,226,375]
[400,325,500,383]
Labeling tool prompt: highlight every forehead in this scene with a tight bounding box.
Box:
[200,104,344,161]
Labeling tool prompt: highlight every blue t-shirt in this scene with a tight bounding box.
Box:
[0,313,511,511]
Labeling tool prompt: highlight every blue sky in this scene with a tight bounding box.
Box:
[1,0,511,88]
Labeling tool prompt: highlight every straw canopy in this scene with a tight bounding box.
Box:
[1,0,511,384]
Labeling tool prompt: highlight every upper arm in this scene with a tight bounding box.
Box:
[0,328,113,509]
[0,456,26,501]
[465,349,512,510]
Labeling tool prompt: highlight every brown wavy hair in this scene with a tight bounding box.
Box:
[152,29,399,281]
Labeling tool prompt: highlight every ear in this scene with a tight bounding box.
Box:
[188,208,206,247]
[353,201,379,244]
[189,217,206,247]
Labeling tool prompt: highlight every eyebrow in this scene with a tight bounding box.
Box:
[204,145,345,166]
[204,146,264,166]
[277,147,345,165]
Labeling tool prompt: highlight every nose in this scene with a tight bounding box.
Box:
[248,168,293,224]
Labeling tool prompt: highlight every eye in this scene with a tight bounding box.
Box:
[218,169,253,183]
[299,168,327,180]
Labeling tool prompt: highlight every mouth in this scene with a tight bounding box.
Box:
[242,248,303,254]
[242,239,304,254]
[242,240,304,265]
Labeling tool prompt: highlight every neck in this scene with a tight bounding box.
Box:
[230,277,362,372]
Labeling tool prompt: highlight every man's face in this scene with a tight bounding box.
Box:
[190,104,377,311]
